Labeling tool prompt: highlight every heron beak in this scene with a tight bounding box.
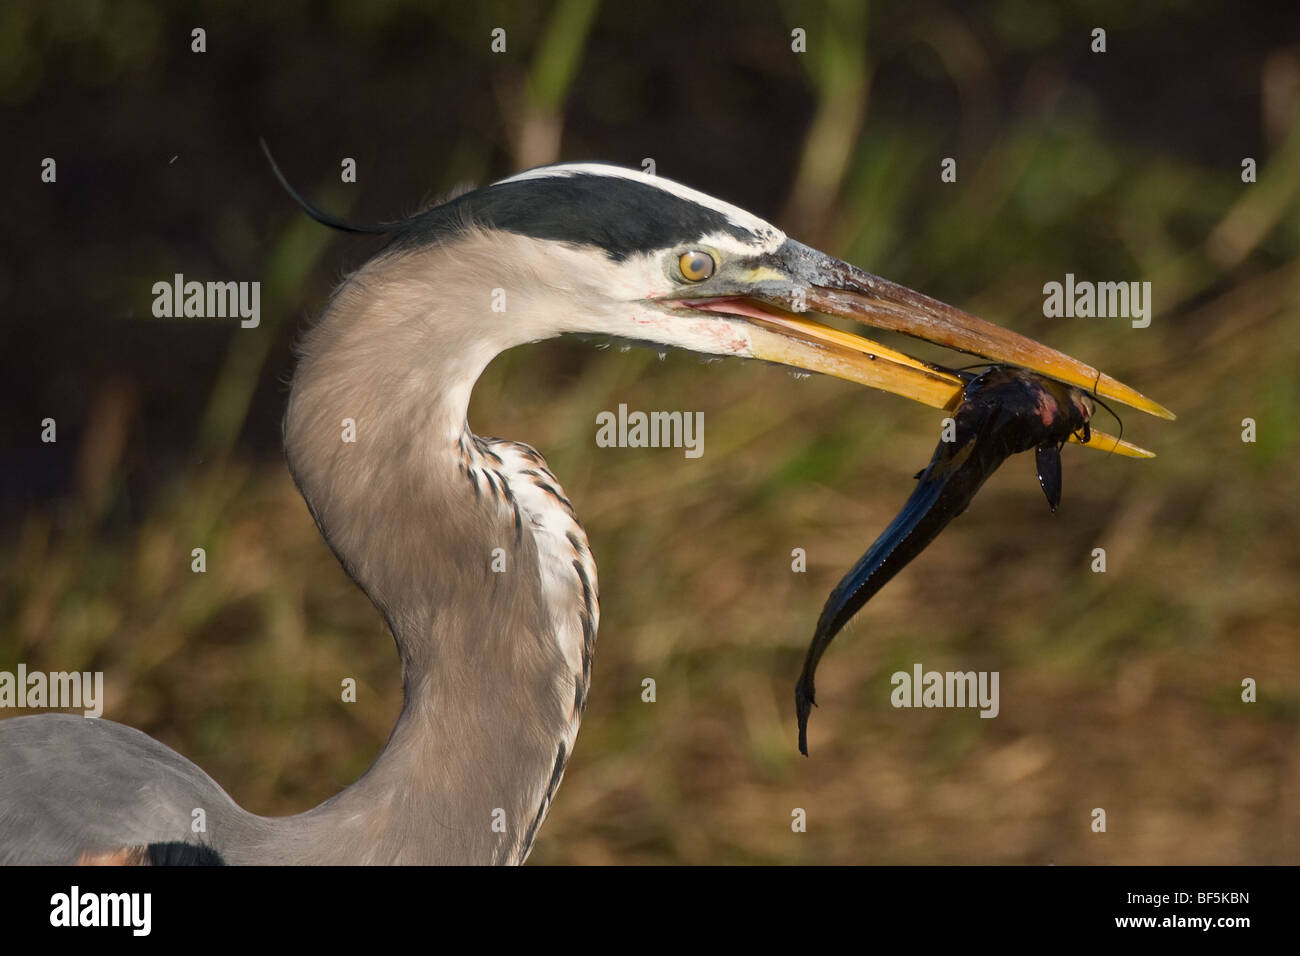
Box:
[679,239,1173,457]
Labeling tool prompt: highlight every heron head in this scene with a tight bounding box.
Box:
[350,162,1174,449]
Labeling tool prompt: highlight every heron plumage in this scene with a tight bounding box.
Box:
[0,158,1168,864]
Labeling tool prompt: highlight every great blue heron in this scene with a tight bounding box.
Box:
[0,159,1171,865]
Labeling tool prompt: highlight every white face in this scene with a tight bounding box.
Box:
[483,164,793,360]
[491,235,775,362]
[488,164,790,358]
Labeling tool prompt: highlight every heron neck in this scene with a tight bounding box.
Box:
[267,250,587,864]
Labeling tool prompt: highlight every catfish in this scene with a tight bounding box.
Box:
[795,366,1095,755]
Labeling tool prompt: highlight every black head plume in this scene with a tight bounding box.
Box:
[260,138,393,235]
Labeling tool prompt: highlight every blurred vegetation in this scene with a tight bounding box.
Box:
[1,0,1297,863]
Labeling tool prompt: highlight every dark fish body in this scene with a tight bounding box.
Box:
[795,367,1094,754]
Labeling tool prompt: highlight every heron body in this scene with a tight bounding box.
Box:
[0,162,1171,865]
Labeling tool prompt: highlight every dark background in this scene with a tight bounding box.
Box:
[1,0,1297,863]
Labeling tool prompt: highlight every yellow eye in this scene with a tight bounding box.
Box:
[678,250,716,281]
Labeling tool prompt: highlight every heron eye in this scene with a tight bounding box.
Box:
[678,250,716,282]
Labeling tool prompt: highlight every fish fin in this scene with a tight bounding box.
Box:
[1035,443,1063,512]
[795,679,816,756]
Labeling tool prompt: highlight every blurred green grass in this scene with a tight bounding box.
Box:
[2,0,1298,863]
